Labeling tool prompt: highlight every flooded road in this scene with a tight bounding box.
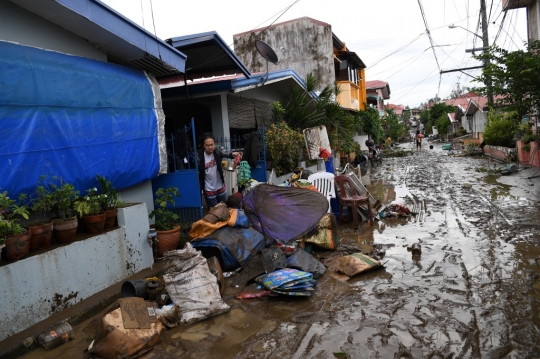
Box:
[20,144,540,359]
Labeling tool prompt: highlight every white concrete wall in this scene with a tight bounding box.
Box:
[0,1,106,61]
[117,180,154,223]
[472,111,487,136]
[354,134,369,151]
[0,204,153,342]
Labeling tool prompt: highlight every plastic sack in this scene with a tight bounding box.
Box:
[161,243,230,326]
[323,252,381,279]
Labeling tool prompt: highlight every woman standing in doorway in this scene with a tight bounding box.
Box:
[197,132,240,208]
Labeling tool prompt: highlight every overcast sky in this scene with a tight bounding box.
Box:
[102,0,527,108]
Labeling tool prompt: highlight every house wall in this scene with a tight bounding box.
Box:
[117,180,154,223]
[354,134,370,151]
[234,18,335,91]
[0,1,106,62]
[472,111,487,139]
[210,94,230,141]
[0,204,152,342]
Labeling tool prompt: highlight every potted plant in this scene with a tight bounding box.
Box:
[0,190,31,261]
[74,187,106,235]
[149,187,181,257]
[96,175,118,228]
[51,179,79,244]
[28,175,56,251]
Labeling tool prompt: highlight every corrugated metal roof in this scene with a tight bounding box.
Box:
[9,0,186,77]
[160,69,310,100]
[167,31,250,79]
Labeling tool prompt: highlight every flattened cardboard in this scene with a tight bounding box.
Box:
[118,297,153,329]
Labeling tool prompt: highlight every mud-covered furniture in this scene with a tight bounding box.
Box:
[334,175,373,228]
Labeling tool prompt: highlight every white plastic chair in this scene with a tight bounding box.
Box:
[307,172,336,213]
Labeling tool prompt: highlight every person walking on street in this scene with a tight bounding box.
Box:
[415,130,423,152]
[197,132,240,208]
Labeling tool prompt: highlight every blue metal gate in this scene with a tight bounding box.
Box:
[151,118,203,223]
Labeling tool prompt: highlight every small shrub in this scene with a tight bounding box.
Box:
[483,112,516,147]
[149,187,180,231]
[266,121,305,176]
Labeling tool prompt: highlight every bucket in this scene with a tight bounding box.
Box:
[324,156,335,174]
[121,279,148,298]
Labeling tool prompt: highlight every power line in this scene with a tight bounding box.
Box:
[368,32,426,68]
[186,0,301,72]
[149,0,161,60]
[417,0,441,72]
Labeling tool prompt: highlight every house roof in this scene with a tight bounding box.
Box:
[448,113,460,123]
[386,104,404,115]
[366,80,391,99]
[444,93,488,110]
[9,0,187,77]
[159,68,311,100]
[166,31,251,79]
[335,50,366,69]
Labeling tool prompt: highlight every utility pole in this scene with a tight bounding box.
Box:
[480,0,494,106]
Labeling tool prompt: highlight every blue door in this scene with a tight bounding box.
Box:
[151,118,203,223]
[250,126,267,183]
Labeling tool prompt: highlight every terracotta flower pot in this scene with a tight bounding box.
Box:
[82,213,106,234]
[156,225,181,257]
[29,222,54,251]
[2,231,31,262]
[53,217,78,244]
[104,208,118,229]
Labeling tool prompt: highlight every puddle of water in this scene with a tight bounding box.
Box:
[483,174,515,200]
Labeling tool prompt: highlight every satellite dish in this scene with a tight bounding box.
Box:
[255,40,278,64]
[255,40,278,84]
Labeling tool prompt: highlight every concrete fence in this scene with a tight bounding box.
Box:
[0,203,153,342]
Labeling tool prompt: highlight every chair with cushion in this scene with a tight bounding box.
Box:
[334,175,373,228]
[307,172,336,213]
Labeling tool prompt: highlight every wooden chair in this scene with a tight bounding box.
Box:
[307,172,336,213]
[334,175,373,228]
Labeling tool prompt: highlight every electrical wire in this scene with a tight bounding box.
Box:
[186,0,301,72]
[417,0,441,72]
[149,0,161,60]
[493,9,508,45]
[369,32,426,68]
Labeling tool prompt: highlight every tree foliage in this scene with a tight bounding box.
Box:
[356,106,384,143]
[474,40,540,120]
[265,120,305,176]
[483,111,517,147]
[383,111,409,141]
[418,103,455,136]
[273,73,357,152]
[449,83,469,99]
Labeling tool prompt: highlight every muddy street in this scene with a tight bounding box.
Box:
[20,144,540,359]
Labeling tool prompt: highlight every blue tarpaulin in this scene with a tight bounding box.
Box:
[191,226,266,271]
[0,41,160,197]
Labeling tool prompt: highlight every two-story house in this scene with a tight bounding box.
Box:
[232,17,367,112]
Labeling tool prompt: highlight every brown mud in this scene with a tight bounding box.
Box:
[19,144,540,359]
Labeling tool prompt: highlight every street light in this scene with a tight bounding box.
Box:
[448,24,483,40]
[448,16,494,106]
